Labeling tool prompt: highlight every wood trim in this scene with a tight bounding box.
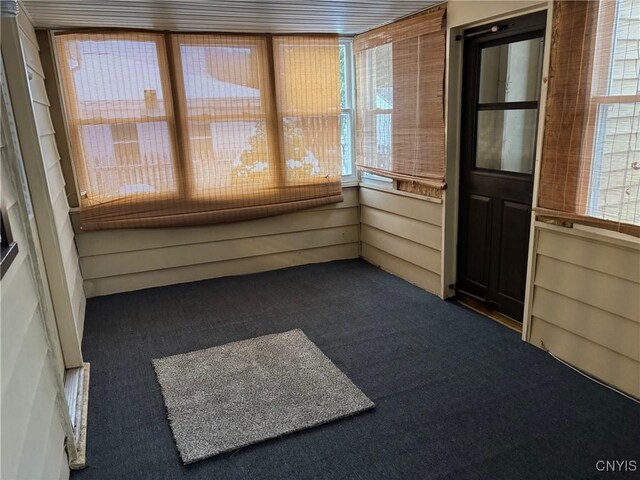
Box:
[54,32,92,198]
[164,33,192,199]
[534,207,640,238]
[35,30,80,208]
[0,27,80,465]
[2,16,84,367]
[357,165,446,187]
[457,293,523,333]
[264,34,286,187]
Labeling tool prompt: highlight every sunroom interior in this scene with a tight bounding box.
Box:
[1,0,638,479]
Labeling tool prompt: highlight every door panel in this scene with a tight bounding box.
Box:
[464,194,492,289]
[497,201,531,307]
[457,11,546,322]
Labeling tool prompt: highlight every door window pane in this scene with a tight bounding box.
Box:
[479,38,544,104]
[476,109,537,173]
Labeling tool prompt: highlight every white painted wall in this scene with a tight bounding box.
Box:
[75,187,360,297]
[360,186,443,296]
[447,0,545,28]
[1,92,70,480]
[527,223,640,397]
[8,10,86,367]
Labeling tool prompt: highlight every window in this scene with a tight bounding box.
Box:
[55,33,343,230]
[358,43,393,173]
[587,0,640,226]
[273,36,342,185]
[61,33,178,201]
[538,0,639,237]
[172,34,275,195]
[0,205,18,280]
[339,39,356,179]
[354,5,446,188]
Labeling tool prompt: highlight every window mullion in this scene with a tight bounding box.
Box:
[265,34,286,188]
[163,33,192,200]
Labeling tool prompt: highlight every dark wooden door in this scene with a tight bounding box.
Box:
[457,12,546,321]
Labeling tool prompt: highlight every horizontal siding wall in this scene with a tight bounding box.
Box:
[76,187,360,297]
[360,186,443,296]
[527,223,640,398]
[18,12,86,345]
[1,119,69,480]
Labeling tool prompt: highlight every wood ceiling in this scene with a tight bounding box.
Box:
[21,0,442,35]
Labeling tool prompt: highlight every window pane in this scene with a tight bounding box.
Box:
[274,36,342,185]
[589,102,640,225]
[476,109,537,173]
[56,33,177,201]
[376,113,392,170]
[479,38,544,104]
[374,44,393,109]
[601,0,640,96]
[175,35,274,195]
[355,43,393,170]
[340,113,352,176]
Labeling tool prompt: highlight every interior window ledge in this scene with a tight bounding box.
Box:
[359,179,443,204]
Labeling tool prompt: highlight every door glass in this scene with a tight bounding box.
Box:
[476,109,537,173]
[479,38,543,104]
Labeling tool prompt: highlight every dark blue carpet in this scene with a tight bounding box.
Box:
[72,259,640,480]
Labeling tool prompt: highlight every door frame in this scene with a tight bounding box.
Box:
[1,14,84,367]
[1,58,80,464]
[441,3,554,339]
[456,11,546,321]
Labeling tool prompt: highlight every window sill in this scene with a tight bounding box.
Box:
[0,242,19,280]
[359,180,443,204]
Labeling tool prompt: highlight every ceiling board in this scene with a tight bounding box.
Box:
[21,0,442,35]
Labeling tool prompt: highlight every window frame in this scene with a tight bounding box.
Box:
[56,32,181,203]
[582,0,640,225]
[340,37,357,185]
[171,34,278,195]
[357,42,394,185]
[55,31,348,217]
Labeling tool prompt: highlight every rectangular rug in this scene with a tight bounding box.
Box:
[152,329,374,464]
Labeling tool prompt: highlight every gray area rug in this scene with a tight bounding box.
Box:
[152,329,375,464]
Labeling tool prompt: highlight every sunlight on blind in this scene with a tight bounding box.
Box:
[57,33,178,204]
[56,32,342,230]
[538,0,640,237]
[354,5,446,187]
[172,35,277,197]
[273,36,342,187]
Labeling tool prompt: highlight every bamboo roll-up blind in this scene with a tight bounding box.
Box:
[354,5,446,187]
[56,32,179,207]
[55,32,342,230]
[273,36,343,191]
[538,0,640,237]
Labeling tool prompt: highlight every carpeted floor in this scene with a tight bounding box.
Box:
[73,259,640,480]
